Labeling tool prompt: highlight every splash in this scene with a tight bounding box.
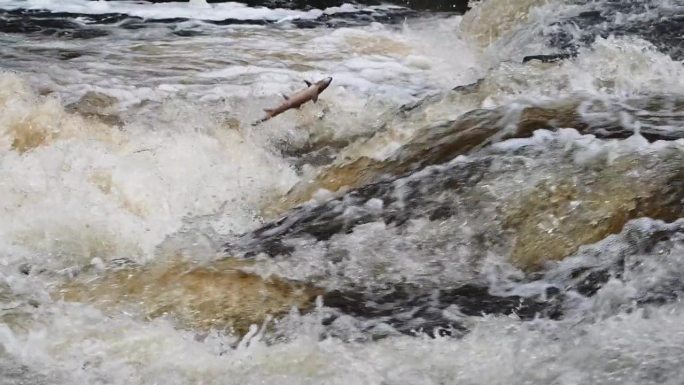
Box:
[0,73,298,270]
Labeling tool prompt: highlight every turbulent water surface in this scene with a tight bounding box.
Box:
[1,0,683,384]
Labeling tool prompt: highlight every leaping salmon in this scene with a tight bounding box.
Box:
[252,77,332,126]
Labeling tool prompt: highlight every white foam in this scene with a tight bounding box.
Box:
[2,0,320,21]
[471,35,684,109]
[0,0,408,21]
[0,73,298,269]
[4,298,684,385]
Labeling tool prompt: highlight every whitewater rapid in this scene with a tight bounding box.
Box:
[1,0,683,384]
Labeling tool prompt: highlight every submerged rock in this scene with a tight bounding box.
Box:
[278,95,684,212]
[0,281,41,335]
[544,217,684,310]
[321,283,562,338]
[0,9,110,39]
[47,218,684,340]
[47,85,683,338]
[322,218,684,337]
[547,0,684,61]
[58,137,684,337]
[504,155,684,268]
[228,139,684,271]
[0,6,417,34]
[213,141,684,336]
[144,0,469,12]
[66,91,123,127]
[0,75,124,153]
[57,259,321,336]
[522,53,576,63]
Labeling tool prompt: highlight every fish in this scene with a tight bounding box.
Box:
[252,77,332,126]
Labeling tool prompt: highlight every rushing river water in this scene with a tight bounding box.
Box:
[1,0,683,384]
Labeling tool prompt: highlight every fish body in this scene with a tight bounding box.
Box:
[253,77,332,125]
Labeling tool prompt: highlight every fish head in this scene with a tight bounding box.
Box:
[316,77,333,93]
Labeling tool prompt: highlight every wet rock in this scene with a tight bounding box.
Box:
[392,0,469,12]
[228,139,684,273]
[1,77,125,153]
[277,96,684,212]
[547,0,684,60]
[23,48,87,61]
[172,29,206,37]
[294,7,417,28]
[503,155,684,269]
[244,156,491,258]
[452,79,483,93]
[0,9,109,39]
[140,0,469,12]
[278,135,366,170]
[0,6,417,33]
[67,91,118,112]
[57,259,321,336]
[0,282,38,334]
[320,218,684,336]
[289,145,340,170]
[218,147,683,335]
[567,267,612,298]
[58,51,83,61]
[522,53,576,63]
[322,283,562,337]
[66,91,123,127]
[545,218,684,308]
[61,147,684,337]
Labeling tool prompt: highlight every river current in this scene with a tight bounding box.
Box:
[1,0,683,384]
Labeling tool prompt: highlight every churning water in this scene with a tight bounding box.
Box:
[0,0,683,384]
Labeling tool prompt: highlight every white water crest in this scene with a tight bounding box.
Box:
[0,0,392,21]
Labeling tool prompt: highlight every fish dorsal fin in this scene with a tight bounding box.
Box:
[312,93,318,103]
[281,93,289,100]
[304,80,312,87]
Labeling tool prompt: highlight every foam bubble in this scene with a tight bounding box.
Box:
[0,73,298,269]
[4,299,684,385]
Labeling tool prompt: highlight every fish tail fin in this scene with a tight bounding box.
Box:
[253,114,271,126]
[252,108,277,126]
